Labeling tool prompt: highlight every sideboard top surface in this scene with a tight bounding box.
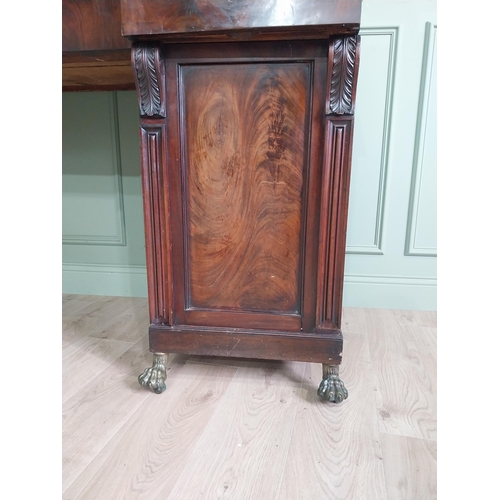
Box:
[121,0,362,38]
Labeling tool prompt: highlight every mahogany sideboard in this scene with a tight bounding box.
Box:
[63,0,363,403]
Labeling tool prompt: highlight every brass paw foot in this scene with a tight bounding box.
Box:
[138,353,167,394]
[317,364,348,403]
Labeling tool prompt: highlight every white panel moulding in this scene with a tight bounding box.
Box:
[405,23,437,257]
[62,92,127,246]
[346,27,398,255]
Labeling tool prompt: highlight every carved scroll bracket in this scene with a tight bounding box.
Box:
[132,43,166,118]
[327,36,359,116]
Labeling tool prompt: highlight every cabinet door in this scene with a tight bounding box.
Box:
[165,41,327,332]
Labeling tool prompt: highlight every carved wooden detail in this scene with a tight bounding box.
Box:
[327,36,358,116]
[140,125,171,324]
[316,119,354,330]
[132,43,165,117]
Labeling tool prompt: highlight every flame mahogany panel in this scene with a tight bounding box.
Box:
[181,62,309,314]
[163,41,327,332]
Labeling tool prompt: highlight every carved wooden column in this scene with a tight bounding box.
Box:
[316,36,360,402]
[132,43,171,393]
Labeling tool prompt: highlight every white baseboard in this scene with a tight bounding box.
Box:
[62,265,437,310]
[343,274,437,310]
[62,263,148,298]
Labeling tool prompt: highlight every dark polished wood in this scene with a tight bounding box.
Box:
[63,0,129,51]
[121,0,362,39]
[125,0,363,386]
[62,51,135,91]
[158,41,329,335]
[130,28,361,380]
[183,62,307,314]
[149,324,343,364]
[62,0,134,91]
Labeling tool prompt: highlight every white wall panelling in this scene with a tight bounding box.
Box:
[62,91,146,296]
[405,22,437,257]
[346,27,398,256]
[62,92,127,246]
[343,0,437,310]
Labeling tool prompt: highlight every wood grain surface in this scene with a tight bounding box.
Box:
[364,310,437,440]
[316,119,354,331]
[278,333,388,500]
[380,433,437,500]
[62,337,133,403]
[121,0,362,37]
[62,296,437,499]
[149,323,343,364]
[86,298,149,343]
[62,0,130,52]
[62,294,101,319]
[62,338,153,490]
[62,296,144,349]
[64,362,239,499]
[166,361,306,499]
[182,62,310,313]
[62,63,135,91]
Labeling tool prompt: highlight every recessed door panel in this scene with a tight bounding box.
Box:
[164,41,327,331]
[181,63,310,314]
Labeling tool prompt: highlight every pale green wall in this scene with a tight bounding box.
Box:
[62,91,147,296]
[343,1,437,309]
[62,0,437,310]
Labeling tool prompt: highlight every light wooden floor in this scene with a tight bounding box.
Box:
[62,295,437,500]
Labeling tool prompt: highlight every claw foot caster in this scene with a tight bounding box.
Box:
[138,353,167,394]
[317,364,348,403]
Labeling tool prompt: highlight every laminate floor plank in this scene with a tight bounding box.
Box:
[62,297,147,349]
[62,361,239,500]
[166,360,306,500]
[62,337,135,403]
[380,433,437,500]
[62,294,103,319]
[341,308,436,335]
[341,307,370,335]
[365,310,437,440]
[86,298,148,343]
[278,333,388,500]
[394,309,437,329]
[62,336,161,491]
[63,294,103,303]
